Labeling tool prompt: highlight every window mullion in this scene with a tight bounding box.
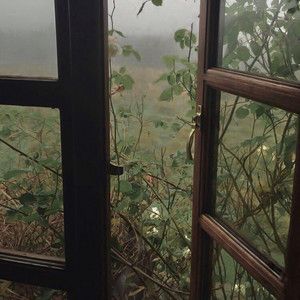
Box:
[284,125,300,299]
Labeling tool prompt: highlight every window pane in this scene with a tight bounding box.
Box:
[108,0,199,298]
[215,92,297,267]
[0,106,64,257]
[0,0,57,78]
[218,0,300,82]
[211,245,276,299]
[0,279,66,299]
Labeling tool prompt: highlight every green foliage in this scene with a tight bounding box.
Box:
[112,69,135,90]
[1,0,298,298]
[122,45,141,61]
[152,0,163,6]
[174,28,197,49]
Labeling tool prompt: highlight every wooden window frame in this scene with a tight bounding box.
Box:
[0,0,111,299]
[190,0,300,299]
[0,0,298,299]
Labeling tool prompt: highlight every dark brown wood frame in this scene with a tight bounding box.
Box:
[0,0,111,299]
[0,0,299,299]
[190,0,300,299]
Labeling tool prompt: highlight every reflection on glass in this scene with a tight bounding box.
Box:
[0,106,64,257]
[0,279,66,299]
[219,0,300,81]
[216,92,297,267]
[211,245,276,299]
[108,0,199,298]
[0,0,57,78]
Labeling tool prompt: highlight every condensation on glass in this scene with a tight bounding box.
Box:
[0,0,57,78]
[0,105,64,257]
[108,0,199,298]
[211,245,276,299]
[218,0,300,82]
[0,279,66,299]
[215,92,297,267]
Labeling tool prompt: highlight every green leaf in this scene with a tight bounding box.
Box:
[159,88,173,101]
[114,30,125,37]
[19,205,33,215]
[173,84,183,95]
[167,74,176,85]
[162,55,177,68]
[119,180,133,193]
[236,46,250,61]
[128,183,143,201]
[152,0,163,6]
[154,120,168,128]
[119,67,126,74]
[183,72,192,87]
[174,29,187,42]
[235,106,249,119]
[171,123,181,132]
[19,193,36,205]
[23,212,43,224]
[122,45,141,61]
[122,74,134,90]
[241,135,270,147]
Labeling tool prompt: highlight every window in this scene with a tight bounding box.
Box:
[0,0,299,299]
[191,0,300,299]
[0,0,111,299]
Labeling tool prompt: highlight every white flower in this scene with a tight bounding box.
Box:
[183,248,191,257]
[257,144,269,154]
[234,283,246,295]
[147,227,159,235]
[150,206,160,219]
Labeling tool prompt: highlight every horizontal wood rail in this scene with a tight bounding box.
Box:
[0,248,65,267]
[0,249,66,290]
[203,68,300,113]
[0,79,61,108]
[200,214,284,298]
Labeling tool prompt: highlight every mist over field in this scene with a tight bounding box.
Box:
[0,0,199,76]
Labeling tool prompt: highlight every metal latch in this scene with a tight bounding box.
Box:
[109,162,124,176]
[186,107,202,161]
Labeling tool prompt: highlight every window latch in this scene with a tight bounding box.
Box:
[109,162,124,176]
[186,108,202,161]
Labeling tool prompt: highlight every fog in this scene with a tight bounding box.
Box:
[109,0,200,36]
[110,0,200,66]
[0,0,200,76]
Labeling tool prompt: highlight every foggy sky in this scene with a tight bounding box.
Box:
[0,0,199,35]
[0,0,56,30]
[110,0,200,36]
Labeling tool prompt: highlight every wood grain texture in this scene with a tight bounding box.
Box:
[0,250,66,290]
[200,214,284,299]
[284,125,300,300]
[204,68,300,113]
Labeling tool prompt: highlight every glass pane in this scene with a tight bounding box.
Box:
[211,245,276,299]
[0,279,66,299]
[0,106,64,257]
[108,0,199,298]
[219,0,300,82]
[216,92,298,267]
[0,0,57,78]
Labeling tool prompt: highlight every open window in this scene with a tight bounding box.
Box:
[0,0,299,299]
[191,0,300,299]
